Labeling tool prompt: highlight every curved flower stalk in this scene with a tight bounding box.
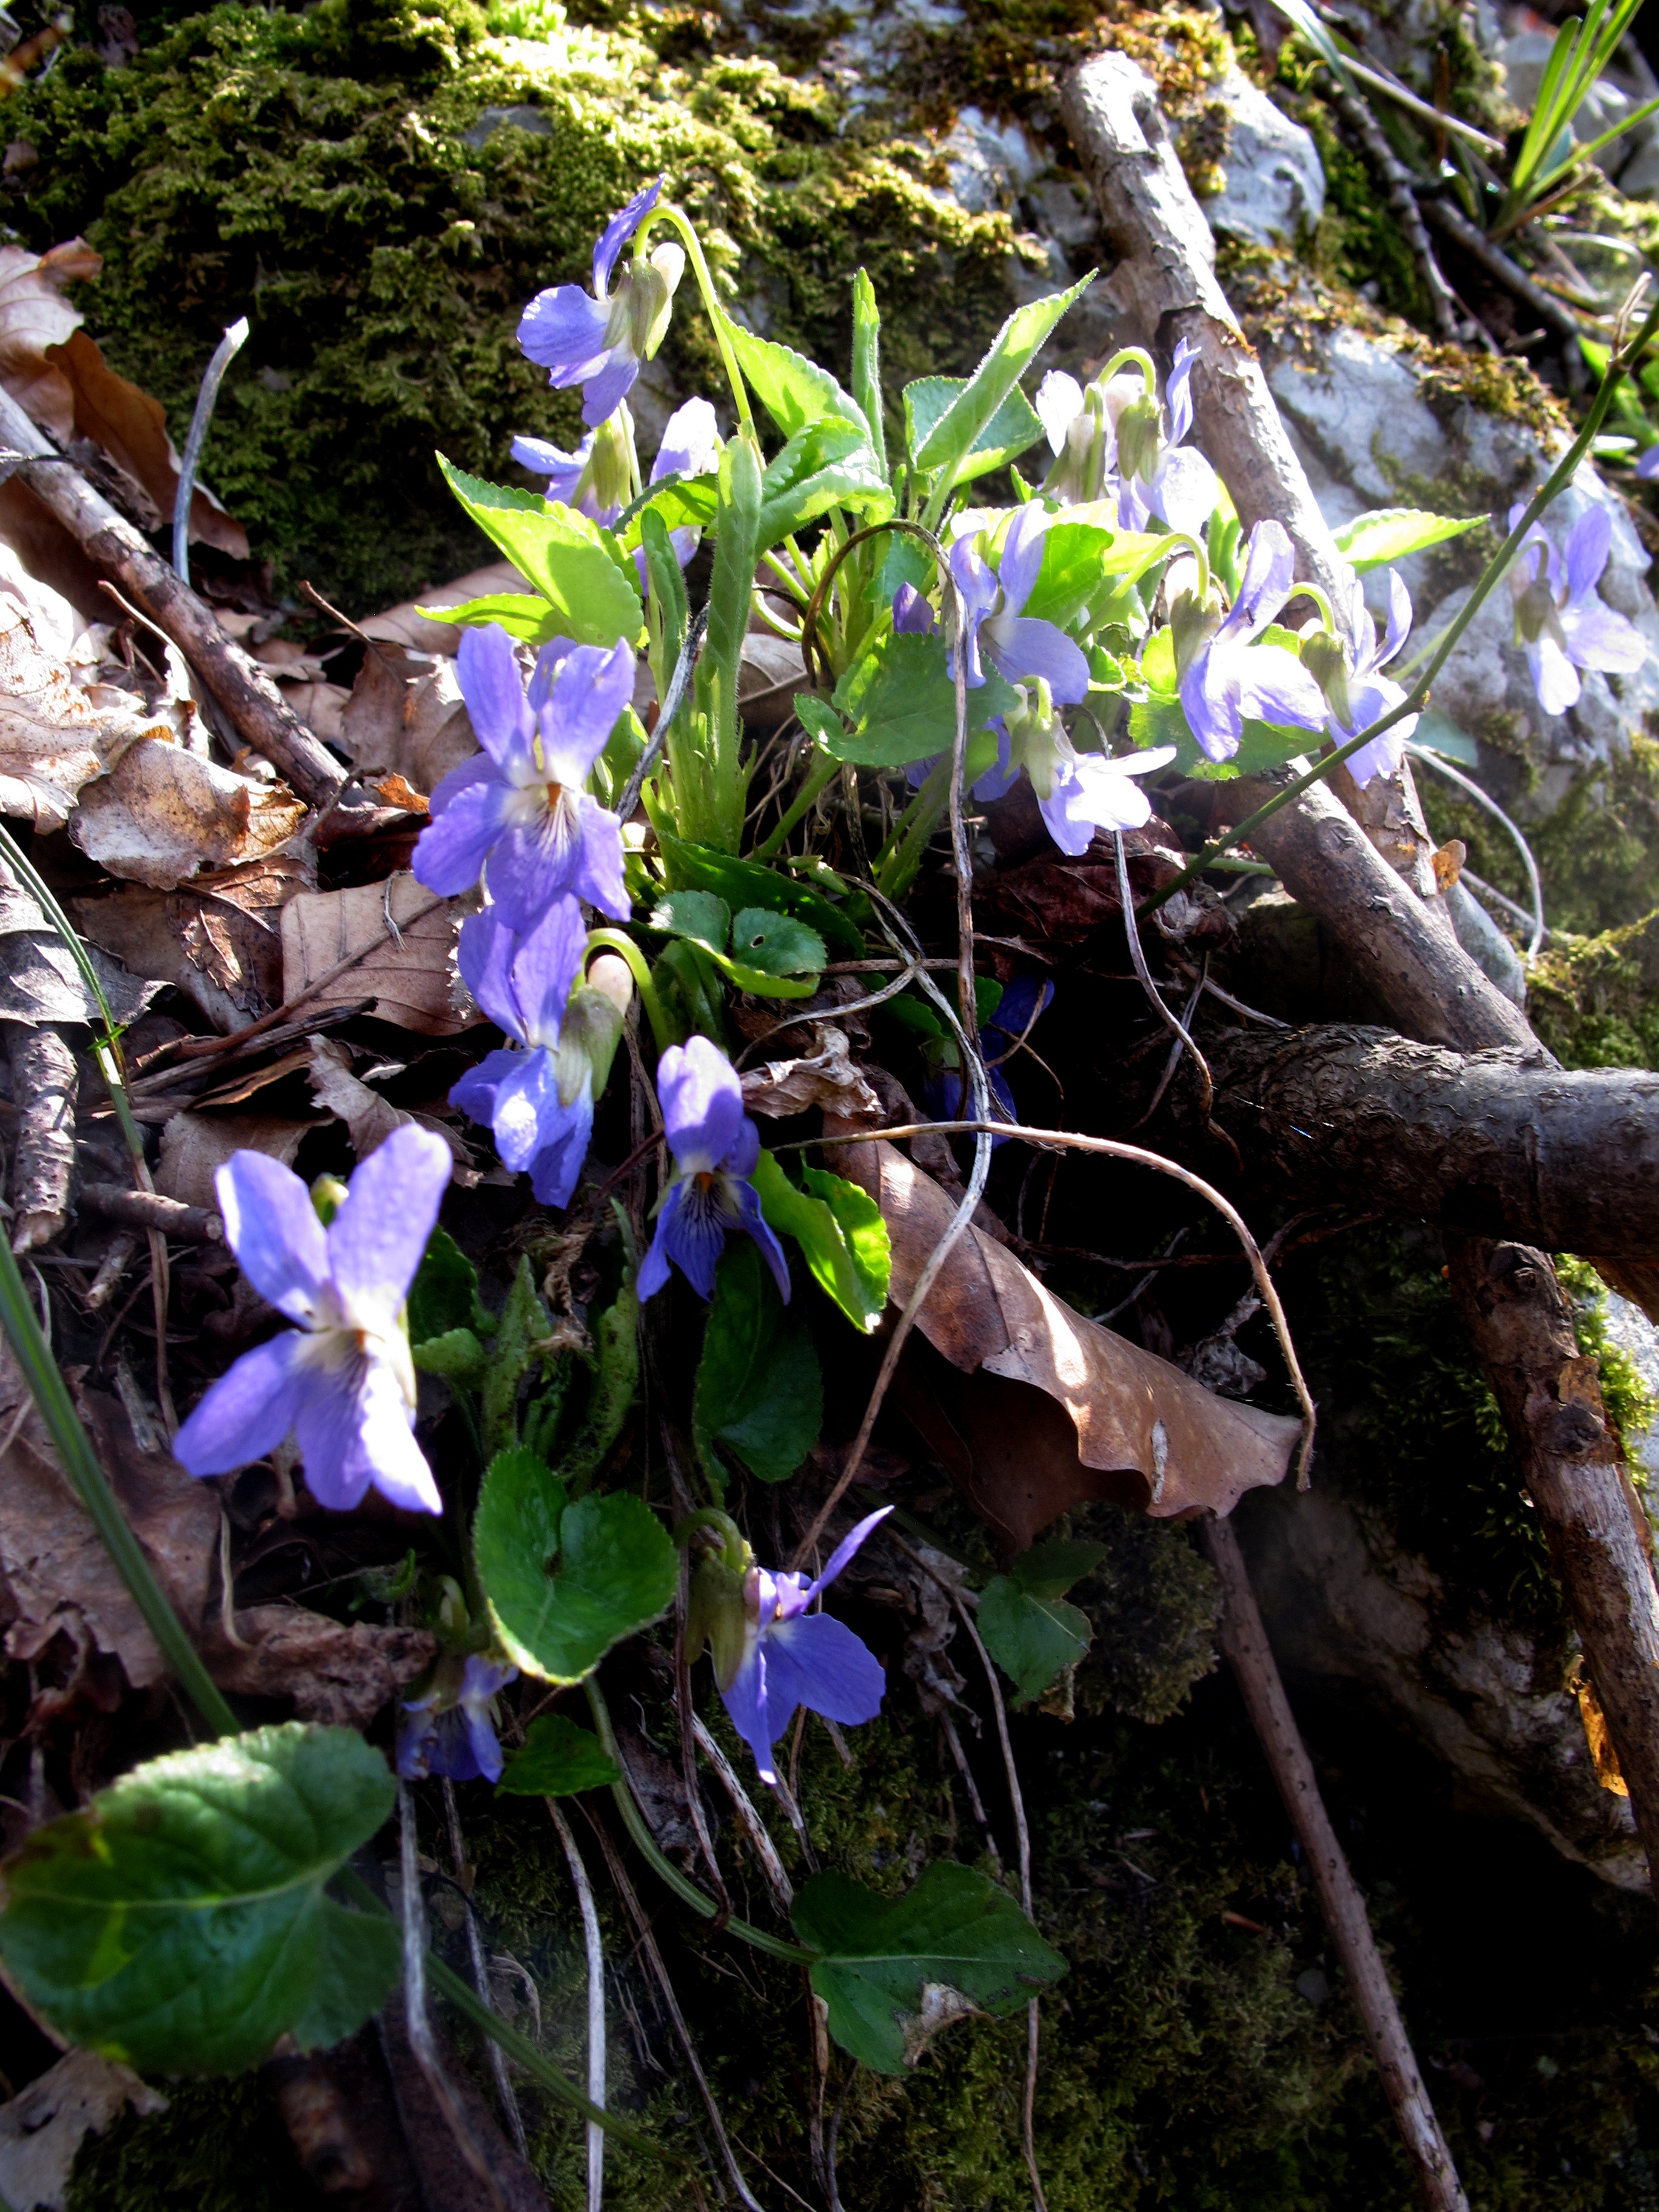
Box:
[510,404,633,525]
[1175,519,1328,764]
[688,1507,891,1786]
[518,178,685,427]
[997,677,1177,854]
[412,622,635,931]
[397,1653,518,1783]
[948,504,1090,705]
[173,1125,453,1515]
[1302,568,1420,788]
[638,1037,789,1302]
[1506,500,1647,714]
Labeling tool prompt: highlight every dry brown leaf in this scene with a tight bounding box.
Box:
[837,1136,1299,1549]
[48,328,248,558]
[0,238,100,443]
[341,641,474,796]
[0,1382,218,1691]
[280,871,472,1035]
[203,1606,435,1729]
[360,559,526,655]
[70,736,305,888]
[156,1110,309,1208]
[0,2051,167,2212]
[0,592,168,828]
[70,854,309,1031]
[742,1025,882,1123]
[307,1036,471,1173]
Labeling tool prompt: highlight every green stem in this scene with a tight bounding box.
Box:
[1139,297,1659,919]
[753,749,840,859]
[876,758,950,899]
[584,929,675,1055]
[640,203,756,442]
[585,1677,814,1965]
[0,1235,239,1737]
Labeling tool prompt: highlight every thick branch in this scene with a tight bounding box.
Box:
[1446,1238,1659,1909]
[1187,1023,1659,1256]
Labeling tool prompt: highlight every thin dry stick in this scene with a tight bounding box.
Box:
[955,1596,1045,2212]
[673,1548,733,1919]
[1198,1519,1468,2212]
[814,1117,1317,1487]
[440,1776,529,2159]
[582,1805,767,2212]
[691,1712,794,1911]
[548,1798,608,2212]
[396,1783,512,2212]
[939,1708,1002,1873]
[1130,964,1206,1131]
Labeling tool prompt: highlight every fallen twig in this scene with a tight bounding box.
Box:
[78,1184,223,1245]
[1325,80,1464,342]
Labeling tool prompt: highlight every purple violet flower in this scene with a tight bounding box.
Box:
[1637,447,1659,481]
[1111,338,1218,538]
[518,179,684,427]
[1306,568,1420,788]
[450,899,590,1201]
[511,404,632,525]
[717,1509,891,1785]
[637,395,724,581]
[173,1126,452,1516]
[397,1654,518,1784]
[923,972,1053,1133]
[1506,501,1647,716]
[892,581,936,635]
[637,1036,789,1302]
[948,504,1091,705]
[413,622,636,932]
[1176,520,1329,764]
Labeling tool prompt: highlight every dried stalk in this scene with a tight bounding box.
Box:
[1324,80,1463,341]
[691,1711,795,1911]
[548,1800,608,2212]
[441,1777,529,2159]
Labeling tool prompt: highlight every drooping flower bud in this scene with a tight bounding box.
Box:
[1299,626,1353,731]
[622,240,685,364]
[1113,390,1162,488]
[1003,675,1063,799]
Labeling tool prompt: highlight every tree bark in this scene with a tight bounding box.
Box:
[1200,1517,1469,2212]
[1446,1238,1659,1904]
[1182,1022,1659,1255]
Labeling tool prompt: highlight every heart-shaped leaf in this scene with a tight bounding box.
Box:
[728,907,825,980]
[0,1724,398,2075]
[497,1713,622,1797]
[976,1577,1091,1704]
[649,888,731,951]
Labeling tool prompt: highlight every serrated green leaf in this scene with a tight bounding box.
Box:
[795,694,850,751]
[716,312,866,440]
[416,591,563,644]
[412,1326,489,1386]
[497,1713,621,1797]
[408,1227,492,1344]
[655,831,864,957]
[757,417,891,544]
[474,1449,675,1683]
[0,1724,398,2075]
[437,458,643,647]
[829,631,1016,769]
[558,1273,640,1492]
[693,1239,822,1483]
[1330,506,1487,571]
[729,907,825,979]
[977,1578,1092,1704]
[912,277,1093,507]
[903,378,1046,485]
[620,472,721,541]
[793,1862,1067,2074]
[752,1152,890,1333]
[649,889,731,950]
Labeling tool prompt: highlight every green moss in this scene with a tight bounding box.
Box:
[1557,1256,1658,1467]
[1530,737,1659,937]
[67,2073,307,2212]
[1529,908,1659,1070]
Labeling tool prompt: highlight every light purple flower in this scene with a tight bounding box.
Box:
[1176,520,1329,764]
[1506,500,1647,716]
[638,395,723,579]
[717,1509,890,1785]
[1308,568,1419,788]
[511,404,632,525]
[989,677,1175,853]
[173,1127,452,1517]
[1112,338,1218,538]
[1636,447,1659,481]
[451,899,586,1197]
[414,623,635,932]
[397,1654,518,1784]
[948,505,1090,706]
[638,1037,789,1302]
[518,179,683,427]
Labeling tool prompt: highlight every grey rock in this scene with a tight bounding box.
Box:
[1022,175,1100,256]
[460,103,551,149]
[1202,72,1324,249]
[937,104,1047,215]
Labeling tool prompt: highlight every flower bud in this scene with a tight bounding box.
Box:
[1299,626,1352,729]
[556,973,628,1108]
[1114,391,1162,486]
[627,241,685,362]
[1004,675,1062,799]
[310,1173,349,1227]
[1512,574,1557,645]
[1168,581,1216,679]
[687,1548,751,1691]
[580,409,634,520]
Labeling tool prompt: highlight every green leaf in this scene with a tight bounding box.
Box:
[497,1713,622,1797]
[903,377,1046,486]
[1139,625,1178,696]
[693,1239,823,1483]
[728,907,825,979]
[408,1227,492,1345]
[851,267,888,476]
[1330,506,1487,572]
[795,694,850,751]
[622,472,721,540]
[482,1256,551,1456]
[412,1326,489,1387]
[474,1448,676,1683]
[1021,520,1118,631]
[752,1152,890,1333]
[437,459,643,648]
[687,437,763,854]
[757,417,891,545]
[716,311,866,440]
[558,1270,640,1492]
[911,276,1093,503]
[416,592,563,645]
[0,1724,398,2075]
[640,506,689,682]
[793,1862,1067,2074]
[1006,1537,1107,1602]
[1412,705,1479,763]
[655,831,864,957]
[977,1578,1091,1705]
[649,889,732,951]
[830,632,1016,769]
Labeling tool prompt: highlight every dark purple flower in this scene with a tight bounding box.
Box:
[892,581,936,635]
[637,1037,789,1302]
[397,1654,518,1784]
[173,1126,452,1515]
[717,1509,890,1785]
[1176,519,1328,764]
[1506,500,1647,716]
[948,504,1090,705]
[518,179,684,427]
[923,972,1053,1133]
[413,623,635,932]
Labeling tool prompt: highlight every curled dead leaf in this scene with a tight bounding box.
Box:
[341,641,474,797]
[280,872,473,1036]
[156,1110,308,1209]
[203,1606,436,1730]
[742,1024,882,1123]
[835,1136,1299,1550]
[307,1036,472,1176]
[0,238,101,443]
[0,2051,167,2212]
[0,846,157,1028]
[70,736,306,888]
[0,591,167,828]
[70,853,310,1031]
[360,559,526,655]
